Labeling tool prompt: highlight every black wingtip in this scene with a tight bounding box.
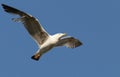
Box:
[1,4,15,13]
[1,4,4,6]
[1,4,7,10]
[1,4,26,16]
[1,4,9,9]
[1,4,5,6]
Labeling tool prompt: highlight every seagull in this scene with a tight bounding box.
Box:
[1,4,83,61]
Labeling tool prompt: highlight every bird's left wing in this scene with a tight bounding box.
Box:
[55,37,82,48]
[1,4,49,45]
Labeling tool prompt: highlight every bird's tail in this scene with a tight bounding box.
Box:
[31,53,42,61]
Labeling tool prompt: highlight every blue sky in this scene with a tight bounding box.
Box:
[0,0,120,77]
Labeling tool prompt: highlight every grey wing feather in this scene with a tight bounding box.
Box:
[21,16,49,45]
[55,37,82,48]
[2,4,49,45]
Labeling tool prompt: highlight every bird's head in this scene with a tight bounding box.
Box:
[54,33,67,39]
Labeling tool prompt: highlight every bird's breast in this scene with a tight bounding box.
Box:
[40,37,58,48]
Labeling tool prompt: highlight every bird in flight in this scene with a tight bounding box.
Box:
[1,4,82,61]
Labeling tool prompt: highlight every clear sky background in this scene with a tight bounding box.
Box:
[0,0,120,77]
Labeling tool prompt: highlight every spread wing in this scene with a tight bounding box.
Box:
[55,37,82,48]
[2,4,49,45]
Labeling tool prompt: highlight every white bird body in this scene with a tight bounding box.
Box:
[38,34,64,52]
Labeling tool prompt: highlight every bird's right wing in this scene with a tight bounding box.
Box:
[55,37,82,48]
[2,4,49,45]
